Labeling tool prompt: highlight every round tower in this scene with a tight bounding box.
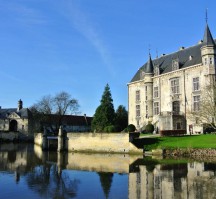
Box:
[144,55,154,121]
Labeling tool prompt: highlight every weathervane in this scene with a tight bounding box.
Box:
[206,8,208,24]
[148,44,151,56]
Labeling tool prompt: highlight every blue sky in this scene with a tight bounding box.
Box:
[0,0,215,116]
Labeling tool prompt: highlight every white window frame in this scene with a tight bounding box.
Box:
[193,77,200,91]
[136,105,140,117]
[171,78,180,94]
[154,102,159,115]
[154,86,159,98]
[136,90,140,101]
[193,95,200,111]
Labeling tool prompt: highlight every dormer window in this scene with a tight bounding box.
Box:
[154,65,160,76]
[172,59,179,71]
[140,70,145,79]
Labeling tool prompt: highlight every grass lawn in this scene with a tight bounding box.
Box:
[142,134,216,151]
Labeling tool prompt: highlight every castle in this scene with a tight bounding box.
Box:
[128,23,216,134]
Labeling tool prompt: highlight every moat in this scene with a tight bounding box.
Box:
[1,143,216,199]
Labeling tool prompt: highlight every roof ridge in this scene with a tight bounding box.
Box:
[152,41,205,62]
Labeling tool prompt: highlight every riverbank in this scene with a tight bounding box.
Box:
[141,134,216,157]
[143,134,216,150]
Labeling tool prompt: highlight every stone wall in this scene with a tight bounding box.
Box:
[0,131,18,141]
[0,131,33,141]
[34,132,143,154]
[163,148,216,157]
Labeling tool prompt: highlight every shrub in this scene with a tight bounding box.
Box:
[127,124,136,132]
[145,123,154,134]
[160,130,186,136]
[104,125,116,133]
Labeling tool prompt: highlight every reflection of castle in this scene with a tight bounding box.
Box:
[129,161,216,199]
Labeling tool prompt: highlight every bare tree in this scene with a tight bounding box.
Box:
[31,95,53,114]
[30,91,79,132]
[53,92,79,115]
[188,80,216,131]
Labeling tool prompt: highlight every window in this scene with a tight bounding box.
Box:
[136,105,140,117]
[193,77,200,91]
[146,105,148,118]
[173,101,180,115]
[204,58,207,65]
[154,102,159,115]
[210,57,213,65]
[136,90,140,101]
[176,122,181,130]
[154,86,159,98]
[145,86,148,100]
[171,78,180,94]
[193,96,200,111]
[172,59,179,71]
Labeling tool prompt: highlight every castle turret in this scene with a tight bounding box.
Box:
[201,24,216,75]
[144,55,154,120]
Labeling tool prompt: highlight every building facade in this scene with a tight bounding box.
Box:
[0,99,33,135]
[128,24,216,134]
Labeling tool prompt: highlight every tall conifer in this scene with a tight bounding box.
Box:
[91,84,115,132]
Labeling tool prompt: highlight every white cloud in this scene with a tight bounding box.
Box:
[60,0,115,76]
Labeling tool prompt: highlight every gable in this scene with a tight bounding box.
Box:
[8,112,21,119]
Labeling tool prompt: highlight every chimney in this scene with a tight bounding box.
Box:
[17,99,23,111]
[84,114,88,125]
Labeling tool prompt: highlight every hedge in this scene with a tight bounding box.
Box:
[160,130,186,136]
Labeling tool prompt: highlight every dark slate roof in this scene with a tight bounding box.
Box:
[130,39,216,83]
[0,108,31,119]
[203,24,215,46]
[145,55,154,73]
[42,114,93,126]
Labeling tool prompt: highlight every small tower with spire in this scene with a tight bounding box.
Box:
[144,54,154,120]
[201,15,216,75]
[17,99,23,111]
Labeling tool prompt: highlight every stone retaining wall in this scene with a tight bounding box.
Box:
[163,148,216,157]
[34,132,143,154]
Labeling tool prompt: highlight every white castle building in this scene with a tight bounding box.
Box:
[128,23,216,134]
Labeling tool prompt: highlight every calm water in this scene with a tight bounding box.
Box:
[0,144,216,199]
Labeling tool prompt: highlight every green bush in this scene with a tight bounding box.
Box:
[104,125,116,133]
[145,123,154,134]
[127,124,136,132]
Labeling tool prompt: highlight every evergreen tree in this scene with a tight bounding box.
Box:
[115,105,128,132]
[98,172,113,199]
[91,84,115,132]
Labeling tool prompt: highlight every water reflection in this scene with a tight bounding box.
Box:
[129,158,216,199]
[1,143,216,199]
